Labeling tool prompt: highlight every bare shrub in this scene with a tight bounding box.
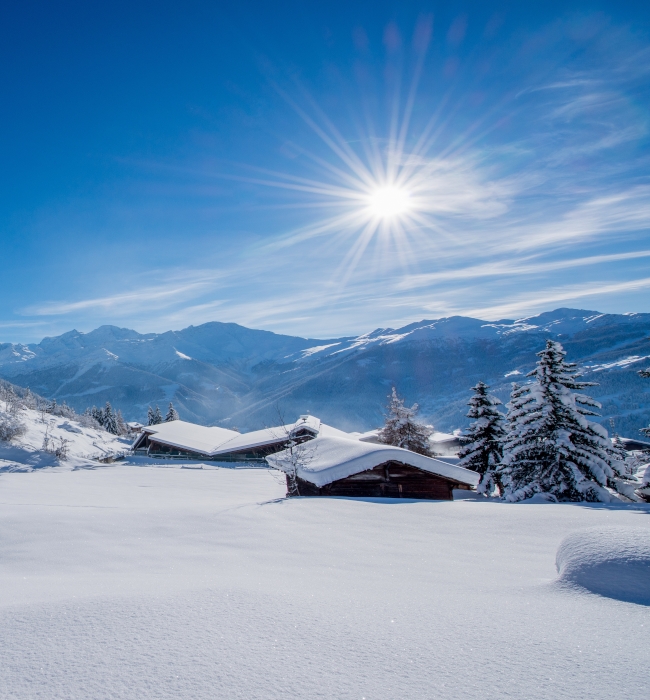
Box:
[0,411,27,442]
[54,437,70,460]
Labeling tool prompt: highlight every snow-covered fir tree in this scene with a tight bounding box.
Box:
[457,382,505,496]
[56,401,75,419]
[1,383,17,412]
[147,405,163,426]
[500,340,626,502]
[378,387,433,456]
[103,402,119,435]
[610,433,627,460]
[23,387,35,409]
[91,405,104,426]
[116,409,128,435]
[639,367,650,438]
[165,402,179,422]
[80,407,102,430]
[500,382,535,463]
[606,418,633,475]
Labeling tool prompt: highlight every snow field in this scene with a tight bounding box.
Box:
[0,463,649,699]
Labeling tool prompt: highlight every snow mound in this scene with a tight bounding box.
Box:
[524,493,559,504]
[556,527,650,605]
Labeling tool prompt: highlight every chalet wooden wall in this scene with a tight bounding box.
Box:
[292,461,469,500]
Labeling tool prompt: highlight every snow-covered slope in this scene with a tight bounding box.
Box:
[0,407,131,472]
[1,308,649,436]
[0,463,648,699]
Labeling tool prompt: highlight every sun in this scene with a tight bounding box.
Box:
[366,185,412,220]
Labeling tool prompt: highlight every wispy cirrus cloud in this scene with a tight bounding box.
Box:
[395,249,650,290]
[22,274,224,317]
[463,277,650,320]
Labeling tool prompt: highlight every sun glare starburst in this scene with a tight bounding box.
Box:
[233,30,482,286]
[366,185,412,220]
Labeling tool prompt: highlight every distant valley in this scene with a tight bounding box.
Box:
[1,308,649,437]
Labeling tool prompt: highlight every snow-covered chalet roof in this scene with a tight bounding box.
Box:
[138,420,240,454]
[266,435,480,488]
[291,414,321,434]
[211,417,320,456]
[139,415,324,457]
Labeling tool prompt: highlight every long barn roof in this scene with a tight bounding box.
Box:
[136,420,240,454]
[136,415,322,457]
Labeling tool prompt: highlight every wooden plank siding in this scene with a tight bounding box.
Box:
[291,461,471,500]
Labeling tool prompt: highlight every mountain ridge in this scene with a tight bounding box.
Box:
[1,308,649,437]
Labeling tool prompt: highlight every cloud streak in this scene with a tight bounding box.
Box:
[395,249,650,290]
[464,278,650,320]
[23,274,224,317]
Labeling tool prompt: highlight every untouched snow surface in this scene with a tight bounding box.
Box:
[1,463,649,699]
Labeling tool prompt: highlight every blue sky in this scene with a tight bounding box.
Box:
[1,0,649,343]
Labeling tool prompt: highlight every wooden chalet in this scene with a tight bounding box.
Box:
[267,436,479,500]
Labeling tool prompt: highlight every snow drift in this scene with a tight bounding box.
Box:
[556,527,650,605]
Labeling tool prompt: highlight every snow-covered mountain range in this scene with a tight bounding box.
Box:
[1,308,649,436]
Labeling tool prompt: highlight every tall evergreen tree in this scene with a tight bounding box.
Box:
[378,387,433,456]
[639,368,650,438]
[92,405,104,426]
[165,402,179,422]
[501,340,625,502]
[103,402,119,435]
[24,387,34,408]
[501,382,534,452]
[147,405,163,426]
[116,409,128,436]
[606,418,632,474]
[609,434,635,477]
[458,382,505,496]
